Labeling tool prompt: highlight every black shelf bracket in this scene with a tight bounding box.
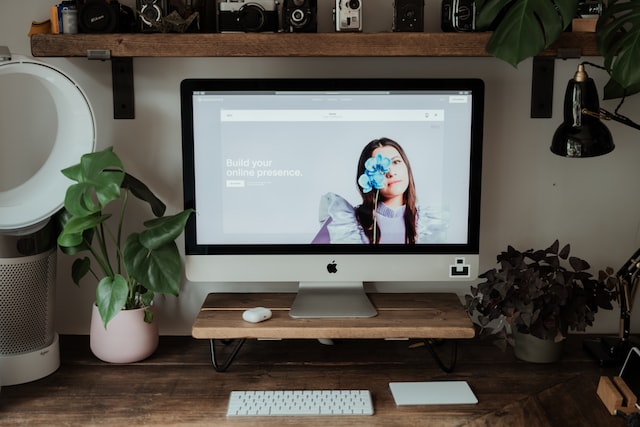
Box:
[87,49,135,119]
[530,49,582,119]
[531,57,556,118]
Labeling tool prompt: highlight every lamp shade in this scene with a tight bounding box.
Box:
[551,64,614,158]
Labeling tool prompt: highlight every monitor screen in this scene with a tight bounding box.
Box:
[181,78,484,318]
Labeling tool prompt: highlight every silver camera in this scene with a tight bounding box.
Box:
[218,0,279,32]
[334,0,362,32]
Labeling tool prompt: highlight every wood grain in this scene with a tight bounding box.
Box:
[192,293,475,339]
[30,32,599,58]
[0,335,623,426]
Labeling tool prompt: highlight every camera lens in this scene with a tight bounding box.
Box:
[347,0,359,9]
[291,9,306,23]
[140,4,161,25]
[78,1,118,33]
[457,5,472,21]
[238,4,266,32]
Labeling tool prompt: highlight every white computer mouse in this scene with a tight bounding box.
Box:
[242,307,272,323]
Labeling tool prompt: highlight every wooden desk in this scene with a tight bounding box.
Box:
[0,335,624,426]
[192,293,476,340]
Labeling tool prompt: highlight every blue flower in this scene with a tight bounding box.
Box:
[358,154,391,193]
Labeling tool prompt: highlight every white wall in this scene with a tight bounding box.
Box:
[2,0,640,336]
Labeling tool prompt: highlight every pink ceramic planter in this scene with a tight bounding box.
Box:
[89,304,159,363]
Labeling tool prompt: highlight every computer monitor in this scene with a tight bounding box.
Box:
[180,78,484,318]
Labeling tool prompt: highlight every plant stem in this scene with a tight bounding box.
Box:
[95,223,114,278]
[116,189,129,276]
[373,189,379,244]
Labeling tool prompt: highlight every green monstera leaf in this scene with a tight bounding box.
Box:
[477,0,578,67]
[96,274,129,328]
[61,147,124,218]
[597,0,640,99]
[123,210,194,296]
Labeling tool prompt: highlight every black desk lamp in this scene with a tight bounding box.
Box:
[551,62,640,159]
[553,63,640,364]
[551,63,615,157]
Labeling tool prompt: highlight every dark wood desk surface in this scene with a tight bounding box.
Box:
[0,335,625,426]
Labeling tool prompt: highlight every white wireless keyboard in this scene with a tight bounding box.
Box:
[226,389,374,416]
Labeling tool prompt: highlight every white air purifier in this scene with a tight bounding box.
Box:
[0,50,95,385]
[0,220,60,386]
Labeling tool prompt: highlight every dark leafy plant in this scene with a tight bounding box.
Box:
[477,0,640,99]
[465,240,618,347]
[57,147,194,328]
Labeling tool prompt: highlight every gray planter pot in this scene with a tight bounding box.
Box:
[512,330,565,363]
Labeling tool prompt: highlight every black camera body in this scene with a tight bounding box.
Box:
[441,0,475,32]
[137,0,168,32]
[393,0,423,32]
[577,0,604,18]
[283,0,317,33]
[218,0,279,32]
[77,0,136,33]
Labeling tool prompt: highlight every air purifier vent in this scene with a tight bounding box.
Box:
[0,250,56,354]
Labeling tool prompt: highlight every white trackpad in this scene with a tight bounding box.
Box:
[389,381,478,405]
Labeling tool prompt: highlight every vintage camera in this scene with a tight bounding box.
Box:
[282,0,317,32]
[77,0,136,33]
[218,0,279,32]
[167,0,215,32]
[441,0,475,32]
[576,0,604,18]
[137,0,168,32]
[334,0,362,32]
[393,0,423,32]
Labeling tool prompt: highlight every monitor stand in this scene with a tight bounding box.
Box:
[289,282,378,318]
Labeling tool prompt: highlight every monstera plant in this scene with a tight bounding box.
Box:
[57,147,194,327]
[476,0,640,99]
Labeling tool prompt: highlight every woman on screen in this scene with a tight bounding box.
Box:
[312,137,448,244]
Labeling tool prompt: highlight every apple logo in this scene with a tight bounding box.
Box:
[326,260,338,274]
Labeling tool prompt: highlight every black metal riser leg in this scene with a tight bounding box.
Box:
[209,338,247,372]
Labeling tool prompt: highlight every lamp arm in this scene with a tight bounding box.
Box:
[599,108,640,131]
[580,107,640,131]
[577,61,640,131]
[619,277,633,342]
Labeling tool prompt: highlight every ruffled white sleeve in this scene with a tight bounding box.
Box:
[318,193,367,244]
[416,206,450,243]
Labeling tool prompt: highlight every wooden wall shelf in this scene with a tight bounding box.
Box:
[30,32,599,58]
[28,32,599,119]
